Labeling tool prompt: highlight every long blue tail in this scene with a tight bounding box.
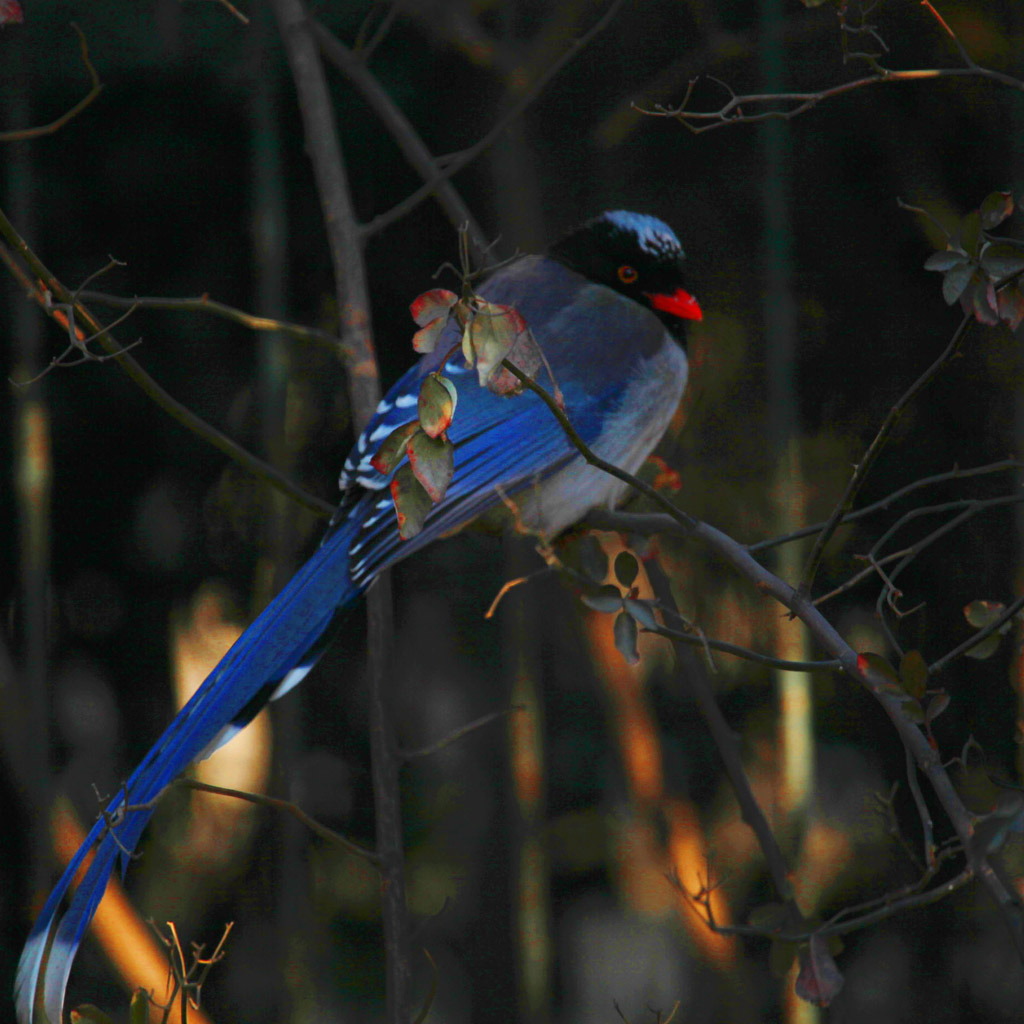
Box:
[15,508,368,1024]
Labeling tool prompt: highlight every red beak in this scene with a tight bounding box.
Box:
[648,287,703,322]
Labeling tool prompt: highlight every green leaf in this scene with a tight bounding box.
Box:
[980,242,1024,281]
[614,551,639,588]
[418,372,458,438]
[390,463,432,539]
[409,288,458,327]
[624,597,658,631]
[955,210,982,257]
[923,250,968,273]
[614,609,640,665]
[581,584,623,614]
[980,190,1014,231]
[899,650,928,700]
[407,430,454,502]
[964,599,1006,629]
[965,633,1002,660]
[942,261,975,305]
[129,990,149,1024]
[371,420,420,475]
[857,652,900,686]
[925,691,950,727]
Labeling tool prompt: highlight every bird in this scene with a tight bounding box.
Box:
[15,210,702,1024]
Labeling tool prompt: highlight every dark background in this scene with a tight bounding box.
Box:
[3,1,1024,1021]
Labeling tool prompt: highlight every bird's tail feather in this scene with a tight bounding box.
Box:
[16,511,367,1024]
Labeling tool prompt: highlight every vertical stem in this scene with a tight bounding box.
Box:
[269,3,408,1021]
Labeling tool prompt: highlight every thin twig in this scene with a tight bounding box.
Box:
[799,312,973,595]
[78,289,347,351]
[0,24,104,142]
[649,622,840,672]
[361,0,628,239]
[178,779,379,863]
[400,706,524,761]
[0,225,336,519]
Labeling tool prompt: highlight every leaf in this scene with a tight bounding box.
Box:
[980,242,1024,281]
[997,285,1024,330]
[971,276,1000,326]
[614,551,639,588]
[0,0,23,25]
[70,1008,117,1024]
[409,288,458,327]
[407,430,454,503]
[418,372,458,438]
[412,316,450,354]
[942,261,975,305]
[578,534,609,582]
[955,210,982,257]
[964,599,1006,629]
[899,649,928,700]
[614,610,640,665]
[581,584,624,614]
[925,691,950,727]
[980,190,1014,231]
[794,934,844,1007]
[390,463,433,539]
[624,597,658,631]
[129,990,149,1024]
[856,652,900,686]
[965,633,1002,660]
[467,300,531,390]
[370,420,419,475]
[487,326,544,397]
[923,250,968,273]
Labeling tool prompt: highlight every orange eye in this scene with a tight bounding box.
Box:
[617,265,639,284]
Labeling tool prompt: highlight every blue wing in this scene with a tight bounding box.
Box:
[16,254,676,1024]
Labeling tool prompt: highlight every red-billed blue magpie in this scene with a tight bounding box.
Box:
[15,210,702,1024]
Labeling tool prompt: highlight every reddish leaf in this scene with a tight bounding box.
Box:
[0,0,23,24]
[964,599,1006,628]
[971,277,1000,326]
[613,610,640,665]
[980,190,1014,230]
[487,325,544,397]
[794,934,844,1008]
[407,430,454,503]
[412,316,450,354]
[997,285,1024,330]
[370,421,419,475]
[390,464,432,540]
[466,299,532,389]
[418,372,457,438]
[925,690,951,727]
[409,289,458,327]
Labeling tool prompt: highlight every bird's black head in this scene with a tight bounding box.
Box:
[549,210,702,341]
